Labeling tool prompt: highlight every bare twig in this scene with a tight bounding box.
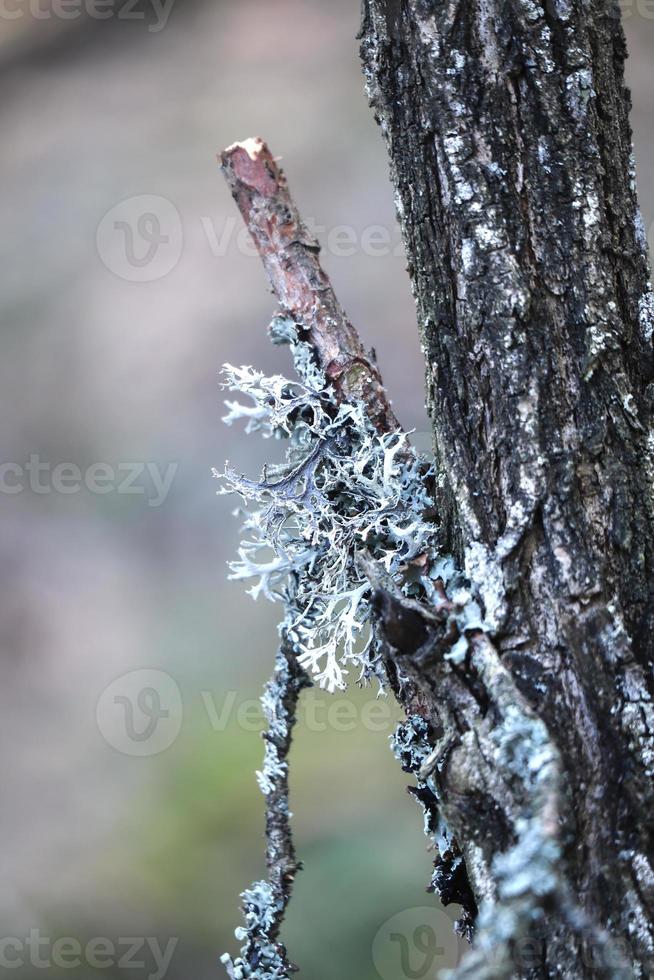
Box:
[220,137,398,433]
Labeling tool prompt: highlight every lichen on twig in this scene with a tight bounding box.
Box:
[221,642,310,980]
[218,139,451,976]
[217,138,602,980]
[219,318,440,692]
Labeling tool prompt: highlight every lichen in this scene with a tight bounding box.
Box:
[442,647,565,979]
[218,318,441,692]
[221,881,288,980]
[222,647,310,979]
[391,713,432,771]
[638,289,654,345]
[391,712,478,940]
[221,311,581,975]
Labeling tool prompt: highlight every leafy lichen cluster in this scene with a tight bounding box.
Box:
[221,881,286,979]
[219,316,440,692]
[218,316,447,976]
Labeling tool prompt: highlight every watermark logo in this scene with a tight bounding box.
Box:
[0,0,176,33]
[95,680,404,756]
[96,199,409,281]
[0,931,178,979]
[0,456,177,507]
[96,669,183,756]
[372,907,461,980]
[96,195,183,282]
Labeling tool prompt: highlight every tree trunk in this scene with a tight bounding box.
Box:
[360,1,654,976]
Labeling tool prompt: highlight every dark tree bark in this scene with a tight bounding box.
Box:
[359,1,654,976]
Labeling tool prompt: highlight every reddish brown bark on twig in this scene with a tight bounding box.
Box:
[220,137,398,433]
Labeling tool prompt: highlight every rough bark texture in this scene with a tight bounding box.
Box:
[360,0,654,976]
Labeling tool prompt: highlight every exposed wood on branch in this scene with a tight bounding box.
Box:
[220,138,398,433]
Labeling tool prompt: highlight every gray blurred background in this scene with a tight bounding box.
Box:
[0,3,652,978]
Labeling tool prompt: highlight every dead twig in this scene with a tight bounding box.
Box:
[220,138,398,433]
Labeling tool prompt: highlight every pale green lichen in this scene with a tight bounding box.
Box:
[220,315,571,976]
[221,881,288,980]
[222,648,309,979]
[218,319,440,691]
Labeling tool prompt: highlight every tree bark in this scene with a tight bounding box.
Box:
[360,1,654,976]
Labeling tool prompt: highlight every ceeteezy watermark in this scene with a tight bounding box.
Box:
[0,456,177,507]
[0,0,175,32]
[372,907,462,979]
[0,931,178,978]
[96,669,402,756]
[200,215,405,261]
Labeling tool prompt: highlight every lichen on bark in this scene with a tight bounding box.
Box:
[219,1,654,966]
[359,0,654,975]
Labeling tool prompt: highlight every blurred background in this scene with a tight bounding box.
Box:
[0,2,652,978]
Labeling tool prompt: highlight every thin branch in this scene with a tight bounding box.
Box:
[262,642,312,946]
[220,138,398,433]
[221,640,311,979]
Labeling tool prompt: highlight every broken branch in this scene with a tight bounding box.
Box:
[220,138,398,433]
